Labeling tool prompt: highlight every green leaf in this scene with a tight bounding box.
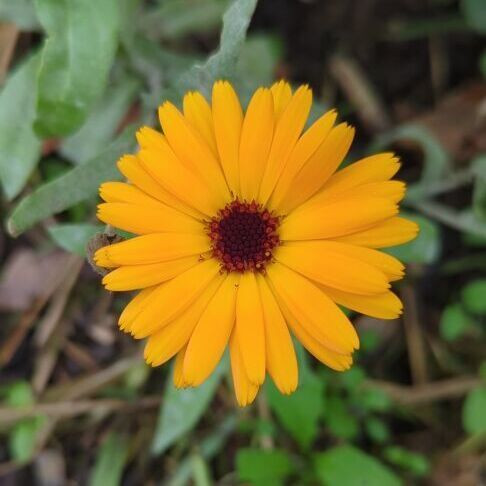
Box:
[4,381,35,406]
[167,415,236,486]
[386,212,440,264]
[359,388,392,412]
[9,416,46,464]
[479,361,486,380]
[176,0,258,98]
[143,0,230,41]
[472,155,486,222]
[373,124,451,201]
[123,34,197,109]
[236,448,294,486]
[463,387,486,435]
[360,329,381,352]
[462,232,486,247]
[0,53,42,200]
[324,395,359,440]
[461,279,486,315]
[314,445,402,486]
[461,0,486,33]
[266,346,325,450]
[90,432,129,486]
[339,366,366,390]
[59,77,139,164]
[0,0,39,29]
[151,359,226,456]
[190,455,213,486]
[236,34,282,98]
[4,382,46,464]
[34,0,121,137]
[47,223,103,255]
[440,303,474,341]
[365,417,390,444]
[7,127,135,236]
[383,446,430,477]
[416,204,486,238]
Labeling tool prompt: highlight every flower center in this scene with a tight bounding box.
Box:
[208,200,280,273]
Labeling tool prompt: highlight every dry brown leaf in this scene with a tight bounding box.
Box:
[0,249,71,312]
[416,81,486,162]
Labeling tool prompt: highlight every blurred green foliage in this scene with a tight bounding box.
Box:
[90,432,130,486]
[0,0,485,484]
[1,382,46,464]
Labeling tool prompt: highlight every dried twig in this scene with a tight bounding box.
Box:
[63,341,98,371]
[366,376,482,406]
[329,54,391,132]
[401,283,428,385]
[257,393,274,450]
[34,256,84,347]
[0,254,80,366]
[41,353,142,402]
[0,396,162,425]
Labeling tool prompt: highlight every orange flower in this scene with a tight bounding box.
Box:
[95,80,418,406]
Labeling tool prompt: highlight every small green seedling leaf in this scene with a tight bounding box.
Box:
[462,387,486,435]
[440,303,475,341]
[314,445,401,486]
[461,279,486,315]
[237,448,294,486]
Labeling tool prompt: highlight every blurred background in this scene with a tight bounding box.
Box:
[0,0,485,484]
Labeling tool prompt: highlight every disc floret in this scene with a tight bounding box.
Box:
[208,199,280,273]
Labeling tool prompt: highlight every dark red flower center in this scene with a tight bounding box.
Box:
[208,200,280,273]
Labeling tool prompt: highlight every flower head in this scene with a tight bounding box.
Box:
[94,80,418,406]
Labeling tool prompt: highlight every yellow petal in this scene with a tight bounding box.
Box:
[173,346,189,388]
[257,275,298,394]
[183,91,217,154]
[266,262,359,354]
[277,295,353,371]
[158,101,231,202]
[137,135,220,217]
[97,203,204,236]
[341,181,405,203]
[100,181,165,207]
[144,278,222,366]
[184,273,240,386]
[102,256,200,291]
[275,242,390,295]
[238,88,274,201]
[129,259,222,338]
[269,110,337,211]
[117,154,201,219]
[319,285,403,319]
[304,240,404,281]
[305,180,406,208]
[280,196,398,241]
[277,123,355,212]
[230,331,259,406]
[333,217,419,248]
[119,286,156,332]
[94,233,210,268]
[270,80,292,119]
[212,80,243,195]
[321,152,401,195]
[235,272,265,385]
[259,85,313,204]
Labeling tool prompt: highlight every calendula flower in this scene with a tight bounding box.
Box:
[94,80,418,406]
